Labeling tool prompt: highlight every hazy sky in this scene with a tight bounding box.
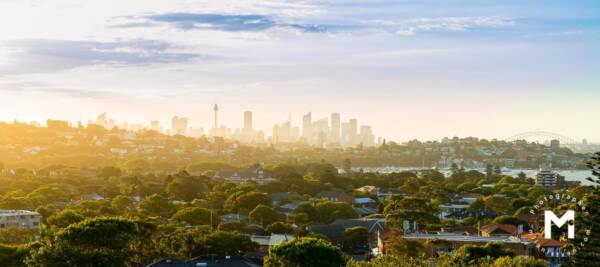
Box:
[0,0,599,142]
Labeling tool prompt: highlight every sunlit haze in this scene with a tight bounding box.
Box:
[1,0,599,142]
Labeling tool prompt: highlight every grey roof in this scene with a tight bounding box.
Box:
[331,218,385,233]
[187,257,256,267]
[310,224,345,245]
[270,192,300,202]
[318,191,345,198]
[403,233,533,245]
[146,259,187,267]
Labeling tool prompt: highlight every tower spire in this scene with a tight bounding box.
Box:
[213,104,219,129]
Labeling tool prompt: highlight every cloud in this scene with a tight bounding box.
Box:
[0,39,206,75]
[113,13,325,32]
[0,81,118,99]
[366,16,514,35]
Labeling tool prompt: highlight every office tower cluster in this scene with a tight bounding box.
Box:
[91,107,377,148]
[283,112,375,148]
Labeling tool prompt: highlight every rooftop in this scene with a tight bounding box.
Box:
[0,210,40,216]
[404,233,533,245]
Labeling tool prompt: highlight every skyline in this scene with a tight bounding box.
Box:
[1,0,600,142]
[7,109,598,146]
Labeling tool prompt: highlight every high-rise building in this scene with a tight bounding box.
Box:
[171,116,188,136]
[341,122,350,147]
[302,112,312,140]
[150,120,161,132]
[312,118,329,147]
[348,118,358,147]
[359,125,375,147]
[97,113,107,127]
[534,168,566,190]
[96,112,114,129]
[330,112,340,143]
[244,111,253,132]
[189,127,204,138]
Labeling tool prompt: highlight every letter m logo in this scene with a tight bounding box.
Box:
[545,210,575,239]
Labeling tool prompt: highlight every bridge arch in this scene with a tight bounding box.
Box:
[505,131,579,145]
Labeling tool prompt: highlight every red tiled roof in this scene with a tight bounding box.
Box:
[481,224,517,235]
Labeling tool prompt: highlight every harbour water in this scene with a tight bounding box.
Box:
[350,167,595,186]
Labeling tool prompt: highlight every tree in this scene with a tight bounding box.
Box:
[218,221,245,232]
[224,191,271,213]
[200,231,257,257]
[267,222,294,234]
[0,243,32,267]
[343,226,369,252]
[568,152,600,266]
[492,256,547,267]
[98,166,121,178]
[450,163,459,174]
[494,165,502,176]
[170,207,216,227]
[47,210,85,229]
[36,205,56,225]
[383,197,439,228]
[450,242,514,265]
[485,164,493,178]
[493,215,523,226]
[0,227,36,245]
[483,195,510,215]
[26,184,70,206]
[111,195,133,212]
[385,236,426,259]
[166,173,208,201]
[139,194,174,217]
[264,237,347,267]
[343,158,352,176]
[315,201,358,224]
[293,202,319,223]
[27,217,140,267]
[249,205,282,228]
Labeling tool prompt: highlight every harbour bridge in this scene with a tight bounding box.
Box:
[505,131,579,145]
[505,131,598,153]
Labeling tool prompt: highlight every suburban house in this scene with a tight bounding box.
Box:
[317,191,354,204]
[377,230,535,258]
[438,204,470,221]
[269,192,301,206]
[0,210,42,230]
[480,224,519,237]
[251,234,295,253]
[332,218,385,247]
[310,224,346,246]
[145,258,187,267]
[523,233,567,266]
[213,168,277,185]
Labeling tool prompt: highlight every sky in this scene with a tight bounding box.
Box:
[0,0,599,142]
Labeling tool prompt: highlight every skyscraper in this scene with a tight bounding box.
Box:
[349,118,358,147]
[360,125,375,147]
[302,112,312,140]
[244,111,253,132]
[341,122,350,147]
[330,112,340,143]
[150,120,161,132]
[171,116,188,136]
